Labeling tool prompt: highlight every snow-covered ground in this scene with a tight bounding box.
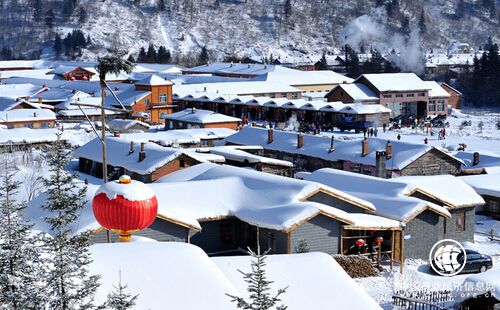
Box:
[355,226,500,309]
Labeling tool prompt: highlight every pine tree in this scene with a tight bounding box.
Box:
[33,0,44,24]
[198,46,209,65]
[45,9,55,29]
[41,132,100,310]
[146,43,157,63]
[456,0,465,19]
[55,34,63,57]
[418,10,426,34]
[0,165,46,309]
[106,272,139,310]
[157,46,171,64]
[158,0,165,12]
[345,45,360,78]
[226,246,288,310]
[137,47,147,63]
[294,239,310,253]
[316,52,328,70]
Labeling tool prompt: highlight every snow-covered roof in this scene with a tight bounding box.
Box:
[204,146,293,167]
[89,242,381,310]
[226,127,459,170]
[454,269,500,303]
[266,68,353,86]
[48,65,97,76]
[422,81,450,98]
[0,128,59,144]
[0,59,41,69]
[163,108,241,124]
[453,151,500,169]
[74,137,202,175]
[29,88,77,102]
[107,119,150,133]
[134,74,173,86]
[339,103,391,115]
[356,73,430,92]
[132,64,184,74]
[0,69,53,80]
[90,242,241,310]
[173,81,301,96]
[213,251,382,310]
[183,62,277,76]
[0,108,56,123]
[395,175,485,208]
[57,108,118,117]
[299,169,451,222]
[459,174,500,198]
[120,128,235,146]
[326,83,378,101]
[0,83,47,110]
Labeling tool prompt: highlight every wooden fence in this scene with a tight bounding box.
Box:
[392,289,453,310]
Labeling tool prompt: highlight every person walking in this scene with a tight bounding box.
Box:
[397,133,401,140]
[383,123,387,133]
[374,127,378,137]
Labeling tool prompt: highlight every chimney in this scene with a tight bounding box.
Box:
[114,132,120,138]
[473,152,480,166]
[267,129,274,144]
[38,97,42,104]
[129,141,135,154]
[328,135,335,153]
[297,133,304,149]
[376,151,387,178]
[139,142,146,162]
[361,138,368,157]
[386,140,393,159]
[251,121,256,127]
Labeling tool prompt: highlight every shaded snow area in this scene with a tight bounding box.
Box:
[90,242,381,310]
[356,225,500,309]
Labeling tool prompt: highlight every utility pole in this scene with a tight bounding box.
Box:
[100,82,110,243]
[344,35,349,75]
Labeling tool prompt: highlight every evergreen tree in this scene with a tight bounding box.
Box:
[363,48,384,73]
[157,46,171,64]
[78,7,88,25]
[158,0,165,12]
[137,47,147,63]
[198,46,209,65]
[418,10,426,34]
[127,54,135,63]
[456,0,465,19]
[146,43,157,63]
[226,246,288,310]
[54,34,63,57]
[0,166,46,309]
[294,239,310,253]
[45,9,55,29]
[63,0,77,20]
[283,0,292,20]
[401,16,410,38]
[316,52,328,70]
[345,45,360,78]
[41,132,100,310]
[33,0,44,24]
[106,272,139,310]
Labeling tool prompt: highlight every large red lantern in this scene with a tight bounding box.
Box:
[92,175,158,242]
[355,239,365,247]
[375,236,384,244]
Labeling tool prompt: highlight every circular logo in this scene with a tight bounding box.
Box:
[429,239,467,276]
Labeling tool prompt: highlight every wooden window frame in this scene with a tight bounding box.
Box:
[456,212,466,232]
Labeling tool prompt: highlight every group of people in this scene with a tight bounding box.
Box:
[363,127,379,138]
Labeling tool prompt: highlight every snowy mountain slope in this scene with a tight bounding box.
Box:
[0,0,498,62]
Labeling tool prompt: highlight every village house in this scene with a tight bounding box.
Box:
[225,126,464,177]
[0,60,40,71]
[324,83,379,105]
[107,119,151,133]
[454,151,500,175]
[74,137,224,182]
[48,65,97,81]
[422,81,450,116]
[440,82,462,110]
[163,108,241,131]
[298,169,484,259]
[0,83,48,111]
[0,108,56,129]
[460,174,500,220]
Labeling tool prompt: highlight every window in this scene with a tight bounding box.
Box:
[219,223,234,245]
[383,94,392,98]
[268,233,276,252]
[395,93,403,98]
[429,100,436,112]
[443,218,447,234]
[179,159,185,168]
[363,168,372,175]
[438,100,445,111]
[281,93,287,98]
[27,123,34,128]
[291,93,298,99]
[145,99,151,106]
[456,212,465,232]
[407,93,414,97]
[418,92,426,97]
[159,94,168,103]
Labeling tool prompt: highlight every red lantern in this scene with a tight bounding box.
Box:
[355,239,365,247]
[375,236,384,244]
[92,175,158,242]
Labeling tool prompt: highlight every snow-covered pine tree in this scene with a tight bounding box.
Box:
[0,164,46,309]
[41,132,100,310]
[294,239,310,253]
[226,228,288,310]
[106,272,139,310]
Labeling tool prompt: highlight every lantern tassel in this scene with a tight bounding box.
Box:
[119,231,132,243]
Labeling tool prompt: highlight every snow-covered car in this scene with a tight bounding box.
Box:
[457,249,493,274]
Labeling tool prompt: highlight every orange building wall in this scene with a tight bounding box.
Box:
[204,121,239,131]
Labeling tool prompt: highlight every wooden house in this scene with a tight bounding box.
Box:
[49,65,96,81]
[74,136,215,183]
[460,174,500,220]
[226,127,463,177]
[0,108,56,129]
[440,82,462,110]
[325,83,379,104]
